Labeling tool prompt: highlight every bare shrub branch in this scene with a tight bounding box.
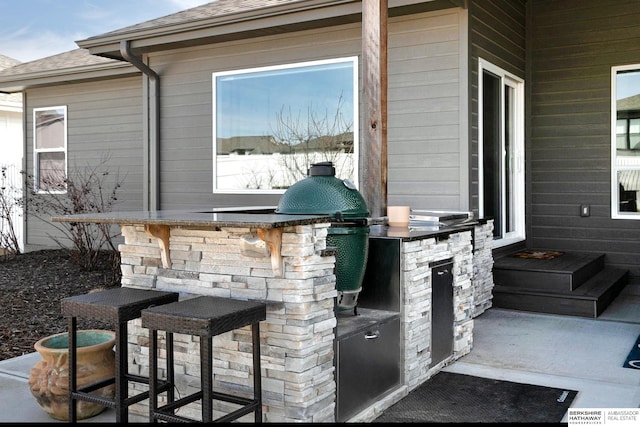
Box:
[272,93,354,182]
[24,154,124,279]
[0,165,22,259]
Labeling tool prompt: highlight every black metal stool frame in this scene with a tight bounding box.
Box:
[144,296,265,423]
[62,287,179,423]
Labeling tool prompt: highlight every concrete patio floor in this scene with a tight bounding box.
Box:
[1,285,639,423]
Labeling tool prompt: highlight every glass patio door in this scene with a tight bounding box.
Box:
[479,59,525,246]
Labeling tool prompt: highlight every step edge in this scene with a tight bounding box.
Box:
[493,267,628,297]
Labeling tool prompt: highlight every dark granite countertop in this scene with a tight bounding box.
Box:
[51,206,485,235]
[368,221,479,241]
[51,207,332,229]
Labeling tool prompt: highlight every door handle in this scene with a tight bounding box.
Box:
[364,330,380,339]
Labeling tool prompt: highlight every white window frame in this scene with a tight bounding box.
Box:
[33,106,67,194]
[478,59,526,248]
[611,64,640,219]
[212,57,359,194]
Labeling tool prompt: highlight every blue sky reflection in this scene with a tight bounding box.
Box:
[215,59,355,139]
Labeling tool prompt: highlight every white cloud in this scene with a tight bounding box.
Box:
[0,29,84,62]
[169,0,214,10]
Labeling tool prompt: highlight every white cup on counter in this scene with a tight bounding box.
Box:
[387,205,411,227]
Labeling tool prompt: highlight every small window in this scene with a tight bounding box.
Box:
[611,66,640,218]
[212,57,358,193]
[33,106,67,192]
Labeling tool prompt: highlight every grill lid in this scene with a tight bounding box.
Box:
[276,162,369,219]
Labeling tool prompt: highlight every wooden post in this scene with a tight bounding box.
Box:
[361,0,388,218]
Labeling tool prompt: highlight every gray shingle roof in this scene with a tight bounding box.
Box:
[0,54,22,101]
[0,49,120,78]
[0,0,314,81]
[0,49,137,93]
[0,54,21,70]
[0,0,340,90]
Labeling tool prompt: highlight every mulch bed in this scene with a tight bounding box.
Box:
[0,249,120,361]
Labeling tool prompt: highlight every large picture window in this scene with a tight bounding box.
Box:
[612,65,640,218]
[478,59,525,246]
[33,106,67,192]
[212,57,358,193]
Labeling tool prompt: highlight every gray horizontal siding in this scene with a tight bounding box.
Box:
[24,77,144,249]
[528,0,640,281]
[153,23,361,209]
[151,8,466,212]
[387,8,464,210]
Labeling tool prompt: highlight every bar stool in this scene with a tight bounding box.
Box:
[141,296,266,423]
[61,287,179,423]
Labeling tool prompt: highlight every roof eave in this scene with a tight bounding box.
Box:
[78,0,364,59]
[78,0,460,59]
[0,62,139,93]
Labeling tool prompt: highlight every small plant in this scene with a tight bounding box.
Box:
[0,165,22,259]
[24,155,124,280]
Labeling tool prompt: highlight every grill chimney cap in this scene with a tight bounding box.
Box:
[308,162,335,176]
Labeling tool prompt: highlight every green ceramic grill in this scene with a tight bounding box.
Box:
[276,162,370,311]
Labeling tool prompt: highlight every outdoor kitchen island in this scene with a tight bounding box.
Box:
[52,208,494,423]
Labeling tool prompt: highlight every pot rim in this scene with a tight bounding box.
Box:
[34,329,116,354]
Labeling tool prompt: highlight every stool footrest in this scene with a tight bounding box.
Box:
[70,391,116,408]
[136,380,174,404]
[153,394,261,423]
[210,390,256,407]
[123,372,152,385]
[76,372,152,395]
[153,410,197,423]
[73,378,174,408]
[215,401,261,423]
[156,390,203,414]
[124,391,149,407]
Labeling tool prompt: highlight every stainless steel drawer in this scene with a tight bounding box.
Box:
[335,313,400,422]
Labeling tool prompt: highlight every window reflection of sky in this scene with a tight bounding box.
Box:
[215,59,355,139]
[617,70,640,100]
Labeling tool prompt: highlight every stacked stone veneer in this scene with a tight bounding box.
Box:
[472,220,494,317]
[347,223,496,422]
[118,223,337,423]
[400,229,475,391]
[351,223,494,404]
[116,221,494,422]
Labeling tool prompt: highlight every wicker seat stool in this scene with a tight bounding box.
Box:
[61,287,179,423]
[141,296,266,423]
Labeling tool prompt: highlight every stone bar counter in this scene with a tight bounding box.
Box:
[52,208,494,423]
